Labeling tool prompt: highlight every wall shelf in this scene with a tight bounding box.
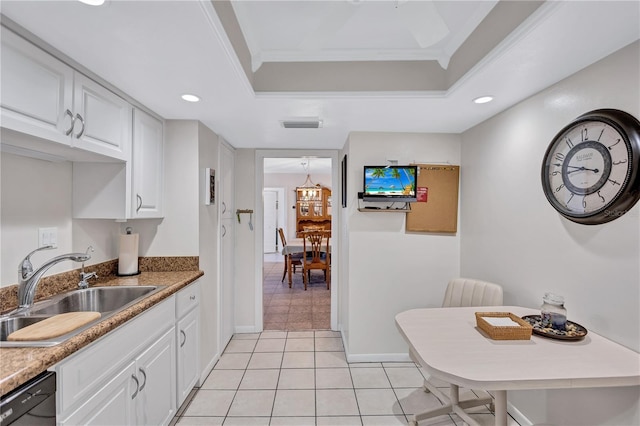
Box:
[357,207,409,213]
[356,198,411,212]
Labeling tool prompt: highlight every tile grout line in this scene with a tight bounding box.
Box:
[382,363,412,424]
[346,355,364,426]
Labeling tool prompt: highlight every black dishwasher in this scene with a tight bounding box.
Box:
[0,371,56,425]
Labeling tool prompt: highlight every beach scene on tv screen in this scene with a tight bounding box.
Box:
[364,167,416,196]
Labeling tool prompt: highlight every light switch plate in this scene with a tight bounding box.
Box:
[38,227,58,248]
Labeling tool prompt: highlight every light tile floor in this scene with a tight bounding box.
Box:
[263,255,331,330]
[171,331,522,426]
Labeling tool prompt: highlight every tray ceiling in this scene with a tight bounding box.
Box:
[0,1,638,150]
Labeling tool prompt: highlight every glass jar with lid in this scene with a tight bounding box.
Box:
[540,292,567,331]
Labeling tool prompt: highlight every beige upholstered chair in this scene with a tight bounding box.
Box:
[442,277,504,308]
[409,278,504,425]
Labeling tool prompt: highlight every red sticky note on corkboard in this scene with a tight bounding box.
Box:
[417,187,428,202]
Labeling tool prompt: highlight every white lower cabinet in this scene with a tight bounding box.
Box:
[56,295,177,426]
[134,328,176,426]
[61,328,175,426]
[176,281,200,407]
[62,361,136,426]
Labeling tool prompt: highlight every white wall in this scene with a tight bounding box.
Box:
[138,121,200,256]
[234,149,256,331]
[263,171,331,239]
[338,144,350,348]
[0,153,119,286]
[344,132,462,359]
[460,41,640,425]
[197,122,221,382]
[140,120,221,383]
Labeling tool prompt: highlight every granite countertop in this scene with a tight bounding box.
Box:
[0,270,203,396]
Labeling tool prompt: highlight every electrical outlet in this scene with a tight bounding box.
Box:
[38,227,58,248]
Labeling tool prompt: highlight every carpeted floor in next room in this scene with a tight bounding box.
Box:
[262,255,331,331]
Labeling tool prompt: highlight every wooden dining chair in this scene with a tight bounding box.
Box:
[278,228,302,286]
[301,230,330,290]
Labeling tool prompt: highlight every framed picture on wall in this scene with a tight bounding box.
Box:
[205,167,215,205]
[341,154,347,207]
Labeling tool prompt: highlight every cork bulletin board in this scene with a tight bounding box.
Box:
[406,164,460,233]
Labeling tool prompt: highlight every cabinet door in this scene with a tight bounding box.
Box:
[219,143,234,219]
[132,109,164,218]
[72,72,131,161]
[135,328,176,426]
[61,361,136,426]
[177,307,200,406]
[0,27,73,146]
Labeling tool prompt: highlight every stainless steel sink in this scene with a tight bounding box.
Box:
[0,285,165,347]
[29,286,160,315]
[0,316,51,341]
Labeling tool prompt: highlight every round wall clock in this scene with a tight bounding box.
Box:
[541,109,640,225]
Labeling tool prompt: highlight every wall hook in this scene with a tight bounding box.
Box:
[236,209,254,231]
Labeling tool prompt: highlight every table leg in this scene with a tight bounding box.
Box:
[493,390,507,426]
[287,255,293,288]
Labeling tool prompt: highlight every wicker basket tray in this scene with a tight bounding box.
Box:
[475,312,533,340]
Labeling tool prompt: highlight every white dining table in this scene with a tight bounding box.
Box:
[395,306,640,426]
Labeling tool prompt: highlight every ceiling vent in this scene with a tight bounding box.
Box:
[281,119,323,129]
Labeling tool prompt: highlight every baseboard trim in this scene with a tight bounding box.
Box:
[199,353,219,385]
[338,324,412,363]
[235,325,259,333]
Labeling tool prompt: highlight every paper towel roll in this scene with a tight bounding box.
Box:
[118,233,139,276]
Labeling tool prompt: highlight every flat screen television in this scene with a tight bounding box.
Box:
[363,165,418,202]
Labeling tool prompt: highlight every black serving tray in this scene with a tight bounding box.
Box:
[521,315,588,341]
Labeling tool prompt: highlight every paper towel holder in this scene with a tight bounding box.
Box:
[116,227,141,277]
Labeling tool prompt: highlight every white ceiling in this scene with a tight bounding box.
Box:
[1,0,639,155]
[264,157,332,175]
[232,0,497,70]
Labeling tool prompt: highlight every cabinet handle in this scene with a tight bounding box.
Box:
[136,194,143,213]
[64,109,74,136]
[222,202,227,214]
[180,329,187,348]
[190,295,196,301]
[138,367,147,391]
[221,224,227,237]
[131,374,140,399]
[74,113,85,138]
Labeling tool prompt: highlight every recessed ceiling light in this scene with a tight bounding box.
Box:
[78,0,105,5]
[181,94,200,103]
[473,96,494,104]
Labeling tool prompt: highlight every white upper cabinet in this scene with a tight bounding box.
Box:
[1,26,131,161]
[72,73,131,161]
[72,108,164,220]
[1,27,74,147]
[131,109,164,218]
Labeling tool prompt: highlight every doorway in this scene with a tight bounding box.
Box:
[256,150,339,332]
[263,188,284,254]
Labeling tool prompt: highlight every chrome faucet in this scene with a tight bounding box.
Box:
[78,271,98,289]
[18,246,91,309]
[78,246,97,289]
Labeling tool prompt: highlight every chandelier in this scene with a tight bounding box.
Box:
[297,160,320,202]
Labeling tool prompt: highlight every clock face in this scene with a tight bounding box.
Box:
[541,109,640,224]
